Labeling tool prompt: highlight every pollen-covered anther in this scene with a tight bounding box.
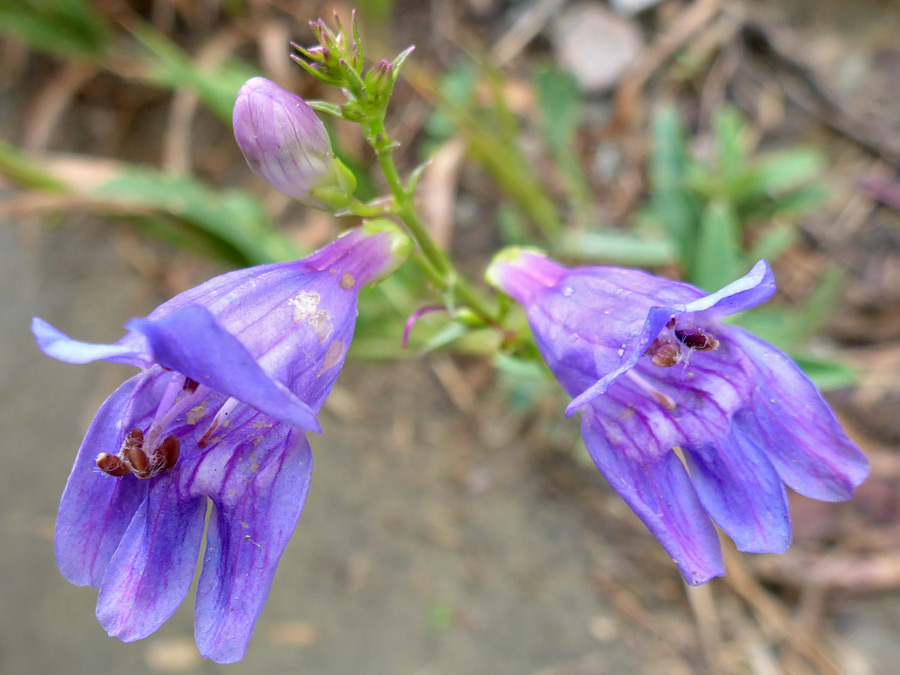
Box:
[155,435,180,473]
[102,427,180,479]
[675,327,720,351]
[646,339,683,368]
[96,452,130,477]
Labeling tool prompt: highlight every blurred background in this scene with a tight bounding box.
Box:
[3,0,900,672]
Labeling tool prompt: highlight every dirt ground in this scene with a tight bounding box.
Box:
[5,1,900,674]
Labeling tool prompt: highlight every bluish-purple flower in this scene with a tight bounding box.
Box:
[33,223,410,662]
[233,76,356,210]
[487,249,869,585]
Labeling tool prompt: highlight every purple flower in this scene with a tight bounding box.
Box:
[487,249,868,585]
[33,223,410,662]
[233,76,356,210]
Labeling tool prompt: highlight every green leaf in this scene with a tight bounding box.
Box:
[0,0,109,58]
[90,168,300,265]
[747,224,798,264]
[0,138,68,191]
[791,266,845,341]
[131,24,257,122]
[560,229,677,266]
[748,185,828,221]
[753,148,824,195]
[420,321,467,353]
[649,106,701,269]
[534,68,581,155]
[793,355,857,391]
[691,201,741,291]
[713,106,747,187]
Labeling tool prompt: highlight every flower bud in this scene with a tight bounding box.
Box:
[233,77,356,210]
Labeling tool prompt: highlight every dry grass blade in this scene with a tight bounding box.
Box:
[722,546,842,675]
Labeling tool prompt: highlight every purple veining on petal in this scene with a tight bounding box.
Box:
[37,224,410,663]
[488,250,869,585]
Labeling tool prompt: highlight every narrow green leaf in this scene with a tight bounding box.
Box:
[649,106,701,268]
[713,106,746,187]
[534,68,581,155]
[691,201,741,291]
[560,229,677,266]
[0,0,109,58]
[747,224,798,263]
[0,138,68,191]
[90,168,300,265]
[754,148,824,195]
[131,24,257,122]
[793,355,857,391]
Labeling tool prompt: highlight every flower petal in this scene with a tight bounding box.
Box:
[193,428,313,663]
[565,261,775,416]
[683,428,791,554]
[55,377,147,586]
[581,408,724,585]
[95,474,207,642]
[728,327,869,500]
[684,259,776,319]
[127,306,321,433]
[32,317,149,368]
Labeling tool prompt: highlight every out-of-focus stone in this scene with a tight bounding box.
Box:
[608,0,663,16]
[551,3,644,93]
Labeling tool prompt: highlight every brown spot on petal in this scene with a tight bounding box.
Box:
[309,310,332,342]
[340,272,356,290]
[319,340,345,375]
[186,402,207,425]
[290,291,320,322]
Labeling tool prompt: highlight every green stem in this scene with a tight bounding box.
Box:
[362,116,500,326]
[346,197,387,218]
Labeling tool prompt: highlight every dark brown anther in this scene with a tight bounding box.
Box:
[96,452,130,477]
[645,337,682,368]
[650,342,682,368]
[156,435,180,472]
[183,378,199,394]
[675,328,720,351]
[666,317,677,329]
[120,428,149,475]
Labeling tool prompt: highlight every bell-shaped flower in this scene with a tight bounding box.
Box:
[33,222,410,662]
[487,249,868,585]
[233,76,356,210]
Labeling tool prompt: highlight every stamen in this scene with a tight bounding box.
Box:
[96,452,129,477]
[123,436,149,476]
[183,377,199,394]
[645,338,682,368]
[156,435,180,472]
[675,327,719,351]
[198,396,241,447]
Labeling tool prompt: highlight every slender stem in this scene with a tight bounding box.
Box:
[362,116,500,325]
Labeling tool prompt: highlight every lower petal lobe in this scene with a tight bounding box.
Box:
[581,409,724,585]
[193,429,313,663]
[56,377,146,587]
[683,424,791,554]
[728,328,868,501]
[95,472,207,642]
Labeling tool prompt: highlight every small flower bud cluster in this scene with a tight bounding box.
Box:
[290,10,414,125]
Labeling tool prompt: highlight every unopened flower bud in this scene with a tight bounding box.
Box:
[233,77,356,210]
